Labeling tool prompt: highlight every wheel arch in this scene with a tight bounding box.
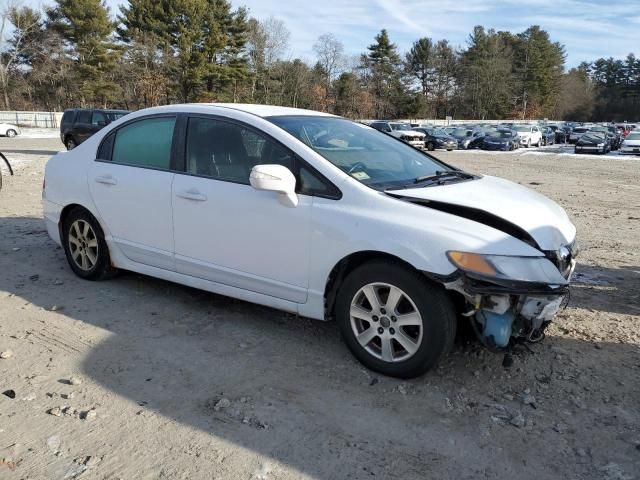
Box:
[58,203,106,243]
[323,250,440,320]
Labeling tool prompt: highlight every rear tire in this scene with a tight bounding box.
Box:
[426,142,435,151]
[65,137,77,150]
[62,207,117,280]
[335,260,456,379]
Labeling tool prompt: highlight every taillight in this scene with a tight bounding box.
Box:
[43,178,46,190]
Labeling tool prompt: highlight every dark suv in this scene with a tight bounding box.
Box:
[60,108,130,150]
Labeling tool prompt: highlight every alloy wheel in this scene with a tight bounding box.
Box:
[6,129,16,138]
[68,219,99,271]
[349,282,423,362]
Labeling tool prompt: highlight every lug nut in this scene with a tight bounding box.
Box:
[389,328,395,335]
[377,327,384,334]
[391,316,397,322]
[372,315,379,322]
[380,308,386,315]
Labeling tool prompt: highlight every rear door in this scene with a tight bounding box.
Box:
[88,115,178,270]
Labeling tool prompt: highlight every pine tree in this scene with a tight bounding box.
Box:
[47,0,121,106]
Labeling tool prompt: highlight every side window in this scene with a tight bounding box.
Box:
[91,111,108,126]
[111,117,176,170]
[97,132,115,161]
[299,165,340,198]
[185,117,294,184]
[76,111,91,124]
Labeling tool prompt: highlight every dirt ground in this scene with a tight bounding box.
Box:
[0,136,639,480]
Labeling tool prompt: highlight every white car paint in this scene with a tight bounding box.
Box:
[43,104,576,322]
[388,175,576,251]
[620,133,640,155]
[514,125,542,147]
[0,123,20,137]
[370,121,426,148]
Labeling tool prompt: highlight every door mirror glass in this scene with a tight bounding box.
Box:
[250,164,298,207]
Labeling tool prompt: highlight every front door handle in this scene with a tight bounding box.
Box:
[95,175,117,185]
[176,189,207,202]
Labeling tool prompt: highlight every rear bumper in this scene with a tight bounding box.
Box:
[620,147,640,155]
[42,197,63,246]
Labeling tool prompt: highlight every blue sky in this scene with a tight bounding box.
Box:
[27,0,640,67]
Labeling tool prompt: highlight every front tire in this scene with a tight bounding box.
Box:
[6,129,17,138]
[65,137,77,150]
[336,261,456,378]
[62,208,117,280]
[426,142,435,151]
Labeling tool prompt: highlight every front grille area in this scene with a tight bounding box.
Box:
[545,238,578,279]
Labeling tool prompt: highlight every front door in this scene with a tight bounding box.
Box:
[172,116,312,303]
[88,116,177,270]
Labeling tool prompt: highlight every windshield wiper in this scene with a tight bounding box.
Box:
[413,170,474,184]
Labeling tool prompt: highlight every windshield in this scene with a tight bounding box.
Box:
[581,133,605,142]
[573,127,589,133]
[513,125,531,132]
[490,131,515,138]
[626,132,640,140]
[390,123,412,131]
[268,116,454,190]
[451,128,470,137]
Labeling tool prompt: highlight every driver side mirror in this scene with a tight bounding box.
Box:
[250,164,298,207]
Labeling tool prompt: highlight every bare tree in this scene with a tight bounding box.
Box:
[313,33,344,104]
[0,1,41,109]
[246,16,290,103]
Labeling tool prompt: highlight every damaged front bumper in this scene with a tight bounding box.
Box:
[435,246,577,350]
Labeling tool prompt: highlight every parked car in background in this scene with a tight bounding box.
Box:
[448,127,475,149]
[465,129,492,149]
[620,131,640,155]
[540,127,555,146]
[43,103,577,379]
[512,124,542,147]
[370,121,426,148]
[568,126,590,144]
[412,126,458,151]
[480,129,519,151]
[0,122,20,137]
[574,131,610,154]
[60,108,130,150]
[588,126,621,150]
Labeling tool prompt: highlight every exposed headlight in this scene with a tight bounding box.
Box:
[447,251,568,286]
[462,139,471,147]
[597,143,604,147]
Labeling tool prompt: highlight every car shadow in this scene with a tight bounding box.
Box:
[570,263,640,316]
[1,216,639,479]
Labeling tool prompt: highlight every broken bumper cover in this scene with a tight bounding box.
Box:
[435,247,577,349]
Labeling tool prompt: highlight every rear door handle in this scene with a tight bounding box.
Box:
[94,175,117,185]
[176,189,207,202]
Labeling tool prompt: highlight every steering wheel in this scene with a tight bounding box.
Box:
[348,162,368,175]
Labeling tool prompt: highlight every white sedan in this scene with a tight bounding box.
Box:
[0,123,20,137]
[43,104,577,378]
[512,124,542,147]
[620,131,640,155]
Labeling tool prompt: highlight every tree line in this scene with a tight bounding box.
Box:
[1,0,638,121]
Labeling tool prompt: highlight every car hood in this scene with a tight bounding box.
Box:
[387,175,575,251]
[484,136,511,142]
[623,139,640,146]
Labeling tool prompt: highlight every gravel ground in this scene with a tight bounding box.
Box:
[0,137,639,480]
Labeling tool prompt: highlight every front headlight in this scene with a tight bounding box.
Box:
[597,143,604,147]
[447,251,568,285]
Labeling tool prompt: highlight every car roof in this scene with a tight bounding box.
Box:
[192,103,336,118]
